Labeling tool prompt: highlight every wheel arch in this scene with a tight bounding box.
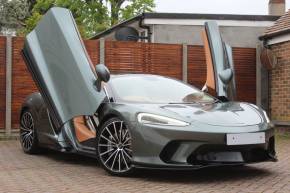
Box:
[97,104,137,134]
[99,111,123,126]
[20,106,29,118]
[20,92,46,124]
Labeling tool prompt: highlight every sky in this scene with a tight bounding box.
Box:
[155,0,290,15]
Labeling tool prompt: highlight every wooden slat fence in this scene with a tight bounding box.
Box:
[0,38,256,130]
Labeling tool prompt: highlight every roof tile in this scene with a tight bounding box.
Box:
[261,9,290,39]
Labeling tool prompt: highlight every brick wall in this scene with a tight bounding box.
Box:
[269,41,290,121]
[0,37,5,129]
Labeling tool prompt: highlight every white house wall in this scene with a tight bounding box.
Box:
[97,19,274,48]
[151,24,269,48]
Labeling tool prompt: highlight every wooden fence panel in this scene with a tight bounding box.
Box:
[233,48,256,103]
[84,40,99,65]
[146,43,182,80]
[105,41,182,79]
[105,41,148,73]
[0,37,6,130]
[187,46,206,88]
[11,37,38,129]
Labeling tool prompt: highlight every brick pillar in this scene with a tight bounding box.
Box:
[269,0,286,16]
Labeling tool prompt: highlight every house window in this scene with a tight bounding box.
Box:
[139,31,147,42]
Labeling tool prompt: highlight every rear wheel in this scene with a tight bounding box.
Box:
[96,117,134,176]
[20,109,40,154]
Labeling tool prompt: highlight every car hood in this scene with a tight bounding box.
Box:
[154,102,263,126]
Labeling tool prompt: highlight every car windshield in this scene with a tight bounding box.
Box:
[110,75,216,104]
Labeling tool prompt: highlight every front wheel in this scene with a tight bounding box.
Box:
[96,117,134,176]
[19,109,41,154]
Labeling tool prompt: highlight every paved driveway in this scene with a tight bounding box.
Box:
[0,138,289,193]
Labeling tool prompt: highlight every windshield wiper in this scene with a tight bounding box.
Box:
[168,99,219,105]
[168,102,196,104]
[198,99,220,105]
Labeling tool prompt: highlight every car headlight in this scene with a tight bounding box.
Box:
[263,110,270,123]
[137,113,190,127]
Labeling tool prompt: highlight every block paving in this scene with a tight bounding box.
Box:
[0,138,289,193]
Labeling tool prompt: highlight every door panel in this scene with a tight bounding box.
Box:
[202,29,216,95]
[22,8,106,128]
[224,43,236,100]
[203,21,236,101]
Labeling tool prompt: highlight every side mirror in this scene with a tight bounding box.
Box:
[95,64,110,91]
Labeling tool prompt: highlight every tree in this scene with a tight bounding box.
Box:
[27,0,37,12]
[21,0,155,38]
[0,0,30,35]
[116,0,155,25]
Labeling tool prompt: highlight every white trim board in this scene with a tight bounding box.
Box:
[144,18,275,27]
[267,33,290,45]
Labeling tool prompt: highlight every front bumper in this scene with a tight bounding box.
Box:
[130,122,276,169]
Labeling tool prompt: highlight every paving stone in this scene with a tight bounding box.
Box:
[0,139,289,193]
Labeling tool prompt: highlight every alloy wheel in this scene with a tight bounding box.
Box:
[20,112,35,151]
[98,120,132,173]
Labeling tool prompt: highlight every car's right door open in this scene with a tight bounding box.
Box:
[202,21,236,101]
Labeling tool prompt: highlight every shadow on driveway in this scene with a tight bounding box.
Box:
[38,149,273,183]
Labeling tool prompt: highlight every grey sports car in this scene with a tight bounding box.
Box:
[20,7,276,176]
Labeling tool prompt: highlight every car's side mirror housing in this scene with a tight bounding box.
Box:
[95,64,110,91]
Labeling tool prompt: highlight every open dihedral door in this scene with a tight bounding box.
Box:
[202,21,236,101]
[22,7,106,129]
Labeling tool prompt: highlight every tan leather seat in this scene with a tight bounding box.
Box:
[73,116,96,143]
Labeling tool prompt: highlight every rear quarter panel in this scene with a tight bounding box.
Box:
[21,92,56,145]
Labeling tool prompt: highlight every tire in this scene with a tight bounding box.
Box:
[96,117,135,176]
[19,109,41,154]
